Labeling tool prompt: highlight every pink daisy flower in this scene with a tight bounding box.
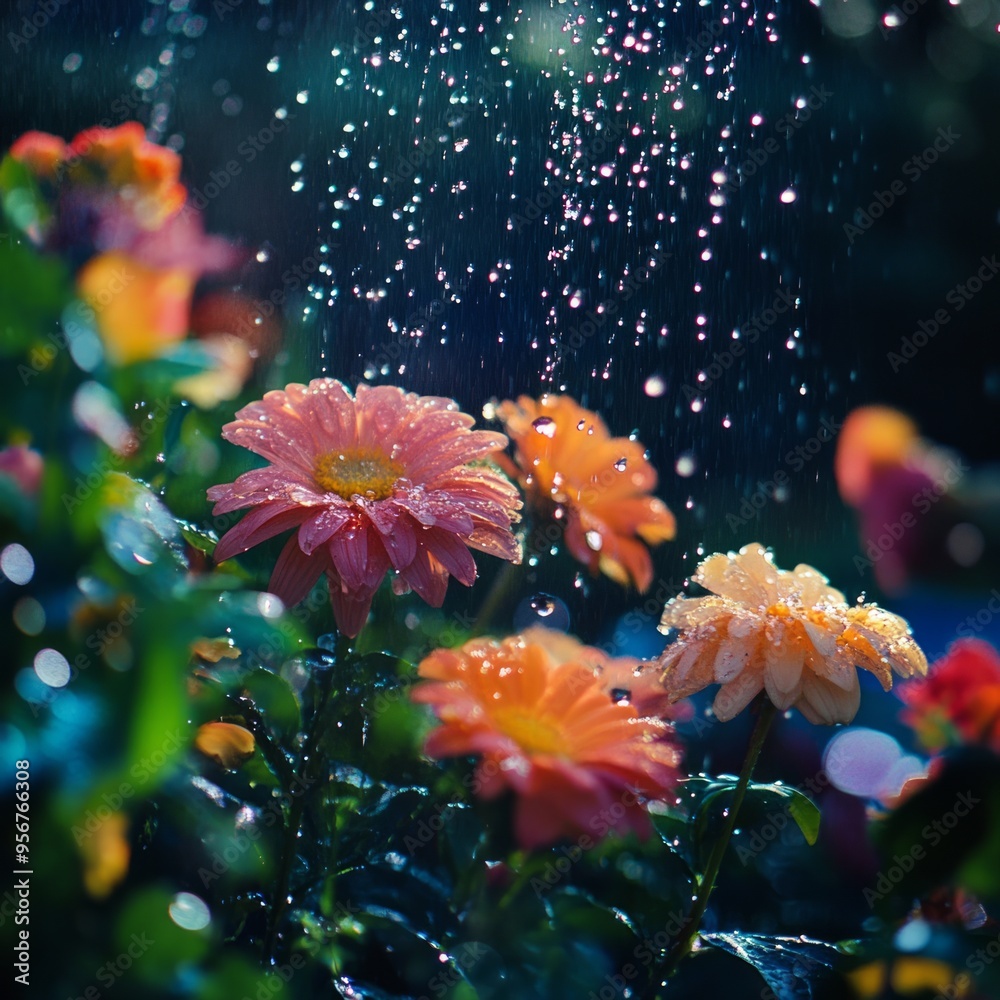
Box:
[208,379,522,636]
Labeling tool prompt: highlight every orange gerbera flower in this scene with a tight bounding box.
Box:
[495,394,675,591]
[657,543,927,725]
[412,633,682,849]
[520,624,691,720]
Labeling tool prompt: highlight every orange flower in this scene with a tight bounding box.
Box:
[10,123,186,229]
[520,624,691,720]
[64,122,186,227]
[657,543,927,724]
[77,251,194,364]
[412,633,682,849]
[195,722,256,769]
[496,394,675,590]
[8,130,67,179]
[80,812,130,899]
[834,406,921,507]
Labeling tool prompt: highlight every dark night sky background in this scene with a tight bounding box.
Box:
[2,0,998,648]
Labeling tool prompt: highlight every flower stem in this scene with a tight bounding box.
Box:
[263,639,339,961]
[654,700,777,991]
[471,559,521,636]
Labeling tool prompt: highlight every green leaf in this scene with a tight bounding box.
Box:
[693,781,821,866]
[872,748,1000,906]
[242,669,302,740]
[701,931,845,999]
[0,235,72,356]
[0,155,52,235]
[785,789,821,846]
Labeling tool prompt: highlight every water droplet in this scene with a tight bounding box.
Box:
[532,416,557,437]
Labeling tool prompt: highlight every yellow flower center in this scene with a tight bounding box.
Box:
[493,707,567,756]
[313,447,403,500]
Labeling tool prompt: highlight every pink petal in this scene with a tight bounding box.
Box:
[298,504,355,555]
[207,467,317,515]
[405,429,509,479]
[269,534,327,606]
[393,490,475,534]
[213,503,310,563]
[422,527,477,586]
[364,500,419,569]
[399,547,449,606]
[467,522,522,563]
[292,378,359,450]
[327,576,376,638]
[327,522,371,590]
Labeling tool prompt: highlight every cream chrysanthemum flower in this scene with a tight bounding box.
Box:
[657,543,927,725]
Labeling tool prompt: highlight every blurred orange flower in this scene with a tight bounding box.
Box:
[77,251,194,364]
[496,394,675,591]
[899,639,1000,752]
[5,123,245,376]
[195,722,256,769]
[412,633,682,849]
[657,543,927,724]
[8,130,66,179]
[80,812,130,899]
[835,406,921,508]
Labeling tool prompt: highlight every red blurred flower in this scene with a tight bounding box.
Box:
[0,445,43,498]
[495,394,675,591]
[208,379,522,636]
[899,639,1000,752]
[412,633,682,849]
